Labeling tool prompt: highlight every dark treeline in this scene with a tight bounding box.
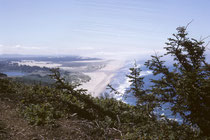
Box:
[0,61,50,73]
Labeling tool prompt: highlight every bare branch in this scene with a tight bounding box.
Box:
[201,35,210,42]
[205,41,210,49]
[185,20,194,30]
[107,84,120,95]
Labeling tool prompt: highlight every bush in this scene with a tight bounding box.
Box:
[22,103,58,125]
[0,69,200,139]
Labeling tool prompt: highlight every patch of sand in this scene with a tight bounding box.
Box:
[81,60,124,97]
[12,59,124,97]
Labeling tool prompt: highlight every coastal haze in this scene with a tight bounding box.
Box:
[0,55,125,97]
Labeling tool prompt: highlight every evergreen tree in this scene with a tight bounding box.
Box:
[126,61,157,115]
[126,61,145,105]
[145,25,210,136]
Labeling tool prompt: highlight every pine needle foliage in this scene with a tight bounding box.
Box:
[145,26,210,136]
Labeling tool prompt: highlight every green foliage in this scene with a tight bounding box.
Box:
[95,94,198,139]
[0,70,199,139]
[0,78,14,94]
[22,103,57,125]
[125,61,157,114]
[126,61,145,102]
[1,25,209,138]
[145,26,210,136]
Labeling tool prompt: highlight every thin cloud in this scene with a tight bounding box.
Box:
[76,47,95,50]
[0,44,44,55]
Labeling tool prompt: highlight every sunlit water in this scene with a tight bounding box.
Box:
[2,71,27,77]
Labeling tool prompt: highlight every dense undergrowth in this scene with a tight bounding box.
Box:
[0,75,202,139]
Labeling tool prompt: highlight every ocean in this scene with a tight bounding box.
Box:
[2,71,27,77]
[106,60,183,123]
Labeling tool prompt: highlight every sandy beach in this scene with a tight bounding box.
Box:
[13,59,124,97]
[81,60,124,97]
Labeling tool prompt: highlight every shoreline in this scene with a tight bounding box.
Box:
[81,60,124,97]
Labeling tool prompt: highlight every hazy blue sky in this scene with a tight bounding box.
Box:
[0,0,210,58]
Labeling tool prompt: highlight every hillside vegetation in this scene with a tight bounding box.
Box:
[0,26,209,139]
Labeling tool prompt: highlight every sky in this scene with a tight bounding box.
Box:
[0,0,210,59]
